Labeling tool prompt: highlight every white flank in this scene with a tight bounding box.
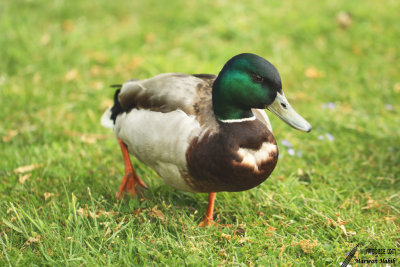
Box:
[115,109,202,192]
[101,108,114,129]
[220,116,256,124]
[237,142,277,171]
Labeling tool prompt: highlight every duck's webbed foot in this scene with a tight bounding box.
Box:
[199,192,217,227]
[116,138,148,199]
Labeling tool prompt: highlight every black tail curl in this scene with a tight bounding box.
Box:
[110,86,123,123]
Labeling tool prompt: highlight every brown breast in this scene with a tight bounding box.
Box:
[185,119,278,192]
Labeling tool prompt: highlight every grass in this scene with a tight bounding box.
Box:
[1,0,399,265]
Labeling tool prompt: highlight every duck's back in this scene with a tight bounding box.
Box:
[118,73,206,115]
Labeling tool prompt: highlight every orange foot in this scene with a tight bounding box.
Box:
[199,216,217,227]
[198,192,217,227]
[116,138,148,199]
[116,170,147,199]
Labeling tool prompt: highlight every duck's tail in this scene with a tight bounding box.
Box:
[101,85,123,129]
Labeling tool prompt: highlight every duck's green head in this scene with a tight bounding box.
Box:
[212,53,311,132]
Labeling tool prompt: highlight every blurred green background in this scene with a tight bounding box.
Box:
[1,0,399,266]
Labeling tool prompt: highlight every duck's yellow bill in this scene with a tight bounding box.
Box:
[266,92,312,132]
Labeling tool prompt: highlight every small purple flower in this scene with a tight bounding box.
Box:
[287,148,295,156]
[327,102,336,109]
[385,104,393,111]
[322,102,336,109]
[318,135,325,140]
[281,139,293,147]
[326,133,334,141]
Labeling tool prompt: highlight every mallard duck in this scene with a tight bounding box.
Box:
[101,53,311,226]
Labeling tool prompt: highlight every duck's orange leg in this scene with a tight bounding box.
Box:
[116,138,147,199]
[199,192,217,227]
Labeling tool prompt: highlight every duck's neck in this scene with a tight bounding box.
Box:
[212,74,254,121]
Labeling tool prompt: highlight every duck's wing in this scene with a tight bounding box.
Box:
[101,73,217,129]
[119,73,216,114]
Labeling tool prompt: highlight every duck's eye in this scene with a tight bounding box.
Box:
[252,74,264,83]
